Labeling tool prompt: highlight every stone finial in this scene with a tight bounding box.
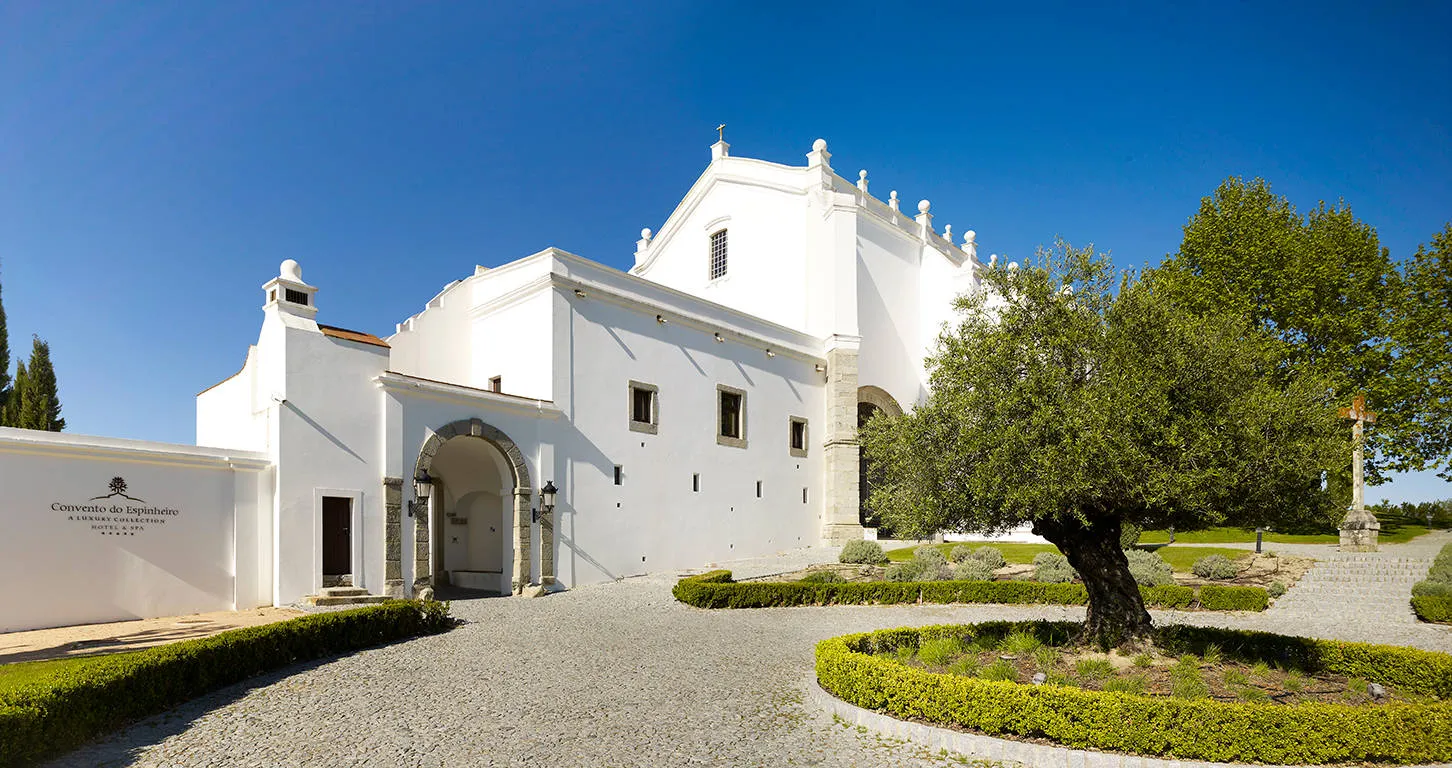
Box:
[806,137,831,169]
[641,227,652,241]
[963,230,978,261]
[857,170,868,193]
[917,199,931,214]
[280,259,302,283]
[888,191,899,212]
[989,253,998,268]
[1007,261,1019,271]
[635,228,653,258]
[915,199,933,238]
[943,224,953,243]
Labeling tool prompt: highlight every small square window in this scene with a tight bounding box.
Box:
[716,385,745,448]
[489,376,502,393]
[614,465,623,486]
[788,417,808,457]
[755,480,762,498]
[709,229,728,281]
[628,381,659,434]
[692,473,700,492]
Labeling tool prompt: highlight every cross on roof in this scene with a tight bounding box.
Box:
[716,123,726,142]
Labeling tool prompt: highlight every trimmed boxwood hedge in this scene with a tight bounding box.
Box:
[673,571,1257,612]
[0,600,453,767]
[816,620,1452,764]
[1413,595,1452,623]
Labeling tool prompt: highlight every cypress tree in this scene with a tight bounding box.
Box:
[6,359,27,428]
[21,336,64,431]
[0,272,10,426]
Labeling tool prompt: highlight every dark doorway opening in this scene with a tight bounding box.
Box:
[858,402,894,538]
[322,496,352,585]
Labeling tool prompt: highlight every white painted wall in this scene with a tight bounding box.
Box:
[196,346,267,451]
[0,428,269,632]
[551,276,824,586]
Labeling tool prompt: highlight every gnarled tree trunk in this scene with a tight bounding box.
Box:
[1034,515,1152,648]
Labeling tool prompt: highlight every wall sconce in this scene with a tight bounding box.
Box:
[656,314,668,324]
[713,332,724,343]
[815,364,826,373]
[533,480,559,524]
[574,288,587,297]
[410,469,434,517]
[765,349,776,358]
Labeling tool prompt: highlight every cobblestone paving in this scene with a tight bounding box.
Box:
[46,545,1452,768]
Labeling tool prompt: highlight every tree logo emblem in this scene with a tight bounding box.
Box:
[90,476,146,503]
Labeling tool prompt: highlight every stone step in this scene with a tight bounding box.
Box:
[320,586,370,597]
[304,594,393,606]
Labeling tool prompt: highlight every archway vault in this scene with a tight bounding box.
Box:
[856,385,903,418]
[409,417,550,596]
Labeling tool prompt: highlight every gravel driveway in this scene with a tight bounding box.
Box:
[45,548,1452,768]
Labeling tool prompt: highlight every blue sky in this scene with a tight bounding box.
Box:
[2,2,1448,502]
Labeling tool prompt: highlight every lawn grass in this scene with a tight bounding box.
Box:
[885,542,1250,573]
[0,652,138,697]
[1139,516,1433,545]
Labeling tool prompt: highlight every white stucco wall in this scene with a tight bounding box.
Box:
[196,346,267,451]
[551,277,825,586]
[0,428,270,632]
[269,323,391,606]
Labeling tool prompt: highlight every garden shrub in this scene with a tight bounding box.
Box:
[1412,596,1452,623]
[1411,542,1452,624]
[949,544,975,563]
[953,559,994,582]
[0,601,453,768]
[915,546,948,566]
[970,546,1006,570]
[1032,552,1077,583]
[1122,548,1174,587]
[799,570,845,584]
[1411,580,1452,598]
[920,561,956,582]
[885,560,927,582]
[1267,581,1287,598]
[1198,584,1269,611]
[816,620,1452,764]
[672,571,1244,611]
[839,540,888,564]
[1192,554,1238,580]
[1119,522,1142,548]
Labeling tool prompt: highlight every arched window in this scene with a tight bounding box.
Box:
[709,229,728,280]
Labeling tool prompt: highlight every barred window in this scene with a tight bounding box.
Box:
[709,229,728,280]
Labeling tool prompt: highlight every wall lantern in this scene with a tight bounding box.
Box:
[410,469,434,517]
[533,480,559,524]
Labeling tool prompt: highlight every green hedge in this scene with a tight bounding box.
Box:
[816,621,1452,764]
[1412,595,1452,623]
[674,571,1252,612]
[0,601,453,767]
[1197,584,1269,611]
[1412,542,1452,624]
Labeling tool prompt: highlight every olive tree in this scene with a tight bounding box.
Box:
[860,241,1341,646]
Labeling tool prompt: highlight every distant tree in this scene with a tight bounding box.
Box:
[4,359,27,428]
[0,270,10,424]
[9,336,64,431]
[1384,224,1452,481]
[860,241,1341,647]
[1153,177,1399,484]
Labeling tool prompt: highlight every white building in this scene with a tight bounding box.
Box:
[0,138,985,631]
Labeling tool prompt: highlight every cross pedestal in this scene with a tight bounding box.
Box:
[1338,394,1379,552]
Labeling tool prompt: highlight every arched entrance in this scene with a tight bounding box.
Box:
[856,386,903,536]
[413,418,549,595]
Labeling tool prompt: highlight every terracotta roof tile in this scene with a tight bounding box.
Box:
[319,324,390,349]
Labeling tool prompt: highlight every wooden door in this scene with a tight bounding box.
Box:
[322,496,351,576]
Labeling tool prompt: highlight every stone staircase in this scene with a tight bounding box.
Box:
[303,586,393,607]
[1267,555,1432,624]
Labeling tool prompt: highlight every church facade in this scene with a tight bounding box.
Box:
[0,137,985,629]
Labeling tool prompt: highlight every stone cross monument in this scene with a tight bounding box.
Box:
[1338,394,1380,551]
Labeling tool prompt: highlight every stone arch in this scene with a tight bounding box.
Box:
[856,385,904,418]
[856,385,902,534]
[412,418,547,596]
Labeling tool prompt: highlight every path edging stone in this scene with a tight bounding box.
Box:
[806,676,1451,768]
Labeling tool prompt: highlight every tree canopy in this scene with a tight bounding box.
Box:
[1152,177,1450,484]
[861,241,1342,646]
